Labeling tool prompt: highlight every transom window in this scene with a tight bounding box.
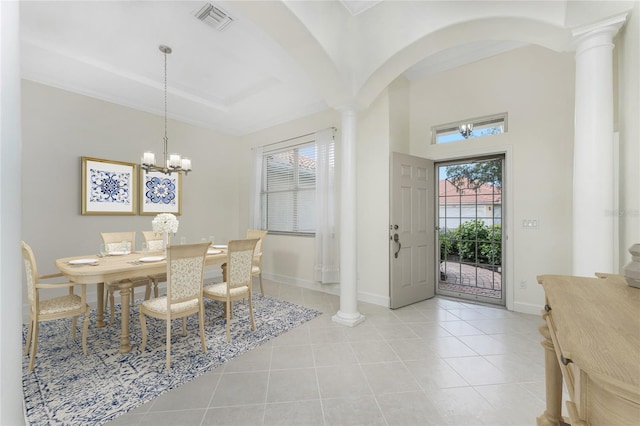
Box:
[432,113,508,144]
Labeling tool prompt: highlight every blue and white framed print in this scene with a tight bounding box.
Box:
[81,157,137,215]
[139,170,182,215]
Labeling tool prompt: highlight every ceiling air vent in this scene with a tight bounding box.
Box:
[194,3,235,32]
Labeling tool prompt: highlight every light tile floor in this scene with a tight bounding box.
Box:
[106,279,547,426]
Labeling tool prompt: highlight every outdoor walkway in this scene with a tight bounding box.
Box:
[439,261,502,299]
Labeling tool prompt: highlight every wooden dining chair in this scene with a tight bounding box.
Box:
[100,231,152,324]
[204,238,259,341]
[139,242,210,370]
[22,241,90,371]
[246,229,268,296]
[141,230,167,298]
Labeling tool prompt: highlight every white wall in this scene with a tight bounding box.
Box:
[617,2,640,269]
[21,81,241,307]
[388,77,411,154]
[356,88,393,306]
[409,45,576,313]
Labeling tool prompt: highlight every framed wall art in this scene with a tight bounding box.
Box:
[139,170,182,215]
[81,157,137,215]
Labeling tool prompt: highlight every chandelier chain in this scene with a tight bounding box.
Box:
[163,48,168,147]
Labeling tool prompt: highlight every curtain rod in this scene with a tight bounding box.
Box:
[261,126,336,149]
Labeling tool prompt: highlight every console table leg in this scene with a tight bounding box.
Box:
[537,321,563,426]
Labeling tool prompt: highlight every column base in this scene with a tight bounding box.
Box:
[332,311,366,327]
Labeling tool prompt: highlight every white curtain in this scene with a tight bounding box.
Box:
[249,146,263,229]
[314,128,340,283]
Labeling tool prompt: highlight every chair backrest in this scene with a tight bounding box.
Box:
[100,231,135,253]
[21,241,38,308]
[245,229,267,258]
[166,242,209,304]
[227,239,259,290]
[142,231,164,251]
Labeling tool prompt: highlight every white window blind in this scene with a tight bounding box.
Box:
[261,143,318,234]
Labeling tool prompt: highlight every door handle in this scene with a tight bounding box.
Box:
[393,233,401,258]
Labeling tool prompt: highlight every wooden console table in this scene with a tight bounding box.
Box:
[536,274,640,425]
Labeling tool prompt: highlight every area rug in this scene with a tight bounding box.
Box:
[22,295,322,426]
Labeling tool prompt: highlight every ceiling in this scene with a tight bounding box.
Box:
[21,1,332,135]
[19,1,632,136]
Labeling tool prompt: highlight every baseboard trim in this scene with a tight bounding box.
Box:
[263,273,389,308]
[513,301,543,316]
[357,291,390,307]
[263,273,341,296]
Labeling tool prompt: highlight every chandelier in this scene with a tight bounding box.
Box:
[141,45,191,175]
[459,123,473,139]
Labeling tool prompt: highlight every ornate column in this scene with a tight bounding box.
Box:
[572,14,627,276]
[332,108,365,327]
[0,1,26,424]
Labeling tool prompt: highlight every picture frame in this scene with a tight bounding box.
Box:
[81,157,138,215]
[139,170,182,216]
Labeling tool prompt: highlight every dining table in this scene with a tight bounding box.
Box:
[55,247,227,353]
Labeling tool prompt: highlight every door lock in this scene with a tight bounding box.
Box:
[393,233,401,258]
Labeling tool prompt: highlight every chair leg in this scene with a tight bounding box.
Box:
[153,279,159,298]
[182,317,187,336]
[139,310,148,352]
[199,304,207,353]
[259,273,264,297]
[82,310,90,355]
[72,316,78,340]
[28,321,39,371]
[248,291,256,331]
[24,320,33,356]
[166,318,172,370]
[225,300,231,342]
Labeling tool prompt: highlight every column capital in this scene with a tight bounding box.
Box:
[572,13,628,54]
[339,108,357,122]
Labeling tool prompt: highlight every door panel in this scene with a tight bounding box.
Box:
[390,152,435,309]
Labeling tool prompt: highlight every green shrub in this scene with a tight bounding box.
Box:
[440,220,502,265]
[456,220,488,261]
[480,224,502,265]
[439,229,457,260]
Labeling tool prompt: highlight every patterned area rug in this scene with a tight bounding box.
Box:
[22,296,322,425]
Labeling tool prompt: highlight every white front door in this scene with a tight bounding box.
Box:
[390,152,435,309]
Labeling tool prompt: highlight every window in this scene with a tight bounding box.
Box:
[432,113,507,144]
[260,143,321,234]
